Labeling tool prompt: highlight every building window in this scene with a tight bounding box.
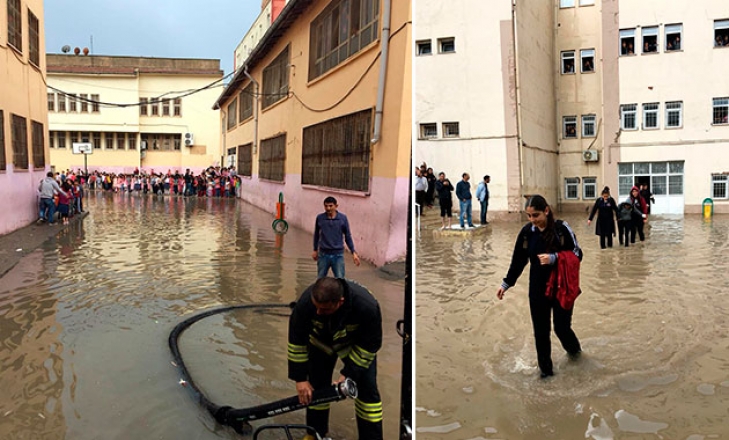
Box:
[69,94,78,112]
[49,131,55,149]
[263,46,289,109]
[80,94,89,112]
[7,0,22,52]
[442,122,460,138]
[438,37,455,53]
[666,24,682,51]
[561,51,575,74]
[238,143,253,177]
[419,123,437,139]
[583,177,597,199]
[579,0,595,5]
[48,93,55,112]
[563,116,578,138]
[239,83,253,123]
[116,133,125,150]
[580,49,595,72]
[150,100,159,116]
[714,20,729,47]
[227,99,238,130]
[565,177,579,200]
[93,132,100,149]
[560,0,575,8]
[11,114,28,170]
[162,100,170,116]
[642,26,659,53]
[302,109,371,192]
[259,134,286,182]
[621,104,638,130]
[58,131,66,149]
[308,0,379,81]
[713,97,729,124]
[174,137,181,150]
[713,174,729,199]
[582,114,596,137]
[643,103,659,129]
[0,111,5,171]
[57,94,66,112]
[28,10,40,66]
[666,101,683,128]
[173,98,181,116]
[105,133,114,149]
[416,40,432,56]
[140,98,148,116]
[31,121,44,168]
[620,29,636,55]
[91,94,100,113]
[128,135,136,150]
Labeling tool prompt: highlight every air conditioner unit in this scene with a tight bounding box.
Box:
[582,150,599,162]
[183,132,194,147]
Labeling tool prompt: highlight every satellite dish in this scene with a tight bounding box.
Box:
[61,45,71,53]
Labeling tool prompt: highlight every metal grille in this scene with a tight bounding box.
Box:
[239,83,253,122]
[227,99,237,130]
[0,111,5,171]
[238,143,253,177]
[28,11,39,66]
[666,101,682,127]
[11,114,28,170]
[302,109,371,192]
[31,121,44,168]
[7,0,21,51]
[263,47,289,109]
[713,97,728,124]
[259,135,286,182]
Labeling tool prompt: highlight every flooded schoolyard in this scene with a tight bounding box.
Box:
[416,212,729,439]
[0,192,405,439]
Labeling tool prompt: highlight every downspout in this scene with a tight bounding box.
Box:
[243,66,259,154]
[511,0,525,204]
[370,0,392,144]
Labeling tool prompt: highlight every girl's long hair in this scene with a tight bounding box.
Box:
[526,195,558,251]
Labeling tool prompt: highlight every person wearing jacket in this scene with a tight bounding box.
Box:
[617,202,638,247]
[475,175,490,225]
[627,186,648,243]
[496,195,583,378]
[587,186,619,249]
[38,171,67,225]
[288,277,383,439]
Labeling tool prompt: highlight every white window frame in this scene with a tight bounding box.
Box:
[712,174,729,199]
[560,0,575,8]
[643,103,660,129]
[621,104,638,130]
[583,177,597,199]
[665,24,682,51]
[419,123,437,139]
[565,177,580,200]
[580,49,595,73]
[416,39,432,56]
[620,29,636,56]
[582,114,596,137]
[665,101,683,128]
[561,51,575,74]
[438,37,455,54]
[563,116,578,139]
[642,26,659,54]
[714,20,729,47]
[579,0,595,5]
[442,122,460,138]
[713,97,729,125]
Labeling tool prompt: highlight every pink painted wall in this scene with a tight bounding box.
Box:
[237,174,409,267]
[0,168,49,236]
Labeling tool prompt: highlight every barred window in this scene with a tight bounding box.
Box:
[162,99,170,116]
[58,94,66,112]
[309,0,379,81]
[28,10,40,66]
[712,174,728,199]
[666,101,682,128]
[105,132,114,149]
[151,100,159,116]
[0,111,5,171]
[582,114,596,137]
[643,103,659,129]
[58,131,66,149]
[302,109,371,192]
[419,123,437,139]
[91,94,100,113]
[712,97,728,125]
[563,116,578,138]
[173,98,182,116]
[31,121,44,168]
[48,93,55,112]
[565,177,579,200]
[11,114,28,170]
[141,133,180,152]
[621,104,637,130]
[80,93,89,112]
[227,99,237,130]
[239,83,254,123]
[259,134,286,182]
[7,0,22,52]
[93,132,101,149]
[583,177,597,199]
[128,135,136,150]
[442,122,459,138]
[140,98,148,116]
[117,133,126,150]
[69,94,77,112]
[561,51,575,74]
[238,143,253,177]
[263,47,289,109]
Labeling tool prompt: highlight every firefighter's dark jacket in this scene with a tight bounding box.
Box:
[288,279,382,383]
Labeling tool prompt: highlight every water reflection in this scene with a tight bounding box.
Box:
[417,213,729,439]
[0,192,404,439]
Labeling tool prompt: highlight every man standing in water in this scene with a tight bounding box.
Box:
[288,277,383,439]
[312,196,360,278]
[456,173,475,229]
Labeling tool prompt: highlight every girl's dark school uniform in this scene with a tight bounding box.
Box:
[588,196,619,249]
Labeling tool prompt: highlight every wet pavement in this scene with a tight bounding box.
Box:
[416,212,729,439]
[0,191,405,439]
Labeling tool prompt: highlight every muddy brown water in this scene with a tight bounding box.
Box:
[416,213,729,439]
[0,192,404,439]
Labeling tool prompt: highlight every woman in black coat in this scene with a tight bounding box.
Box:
[587,186,619,249]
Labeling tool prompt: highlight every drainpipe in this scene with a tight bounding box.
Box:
[243,66,259,154]
[511,0,525,206]
[370,0,392,144]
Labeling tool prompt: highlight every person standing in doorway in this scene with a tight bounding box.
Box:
[496,195,583,378]
[587,187,619,249]
[639,184,655,215]
[456,173,475,229]
[435,172,454,229]
[312,196,360,279]
[476,175,490,225]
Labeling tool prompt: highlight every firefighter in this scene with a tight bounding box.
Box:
[288,277,383,439]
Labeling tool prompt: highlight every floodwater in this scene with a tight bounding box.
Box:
[416,213,729,439]
[0,192,405,439]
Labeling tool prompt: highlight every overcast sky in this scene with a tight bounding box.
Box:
[44,0,262,76]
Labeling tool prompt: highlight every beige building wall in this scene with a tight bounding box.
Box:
[0,0,50,235]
